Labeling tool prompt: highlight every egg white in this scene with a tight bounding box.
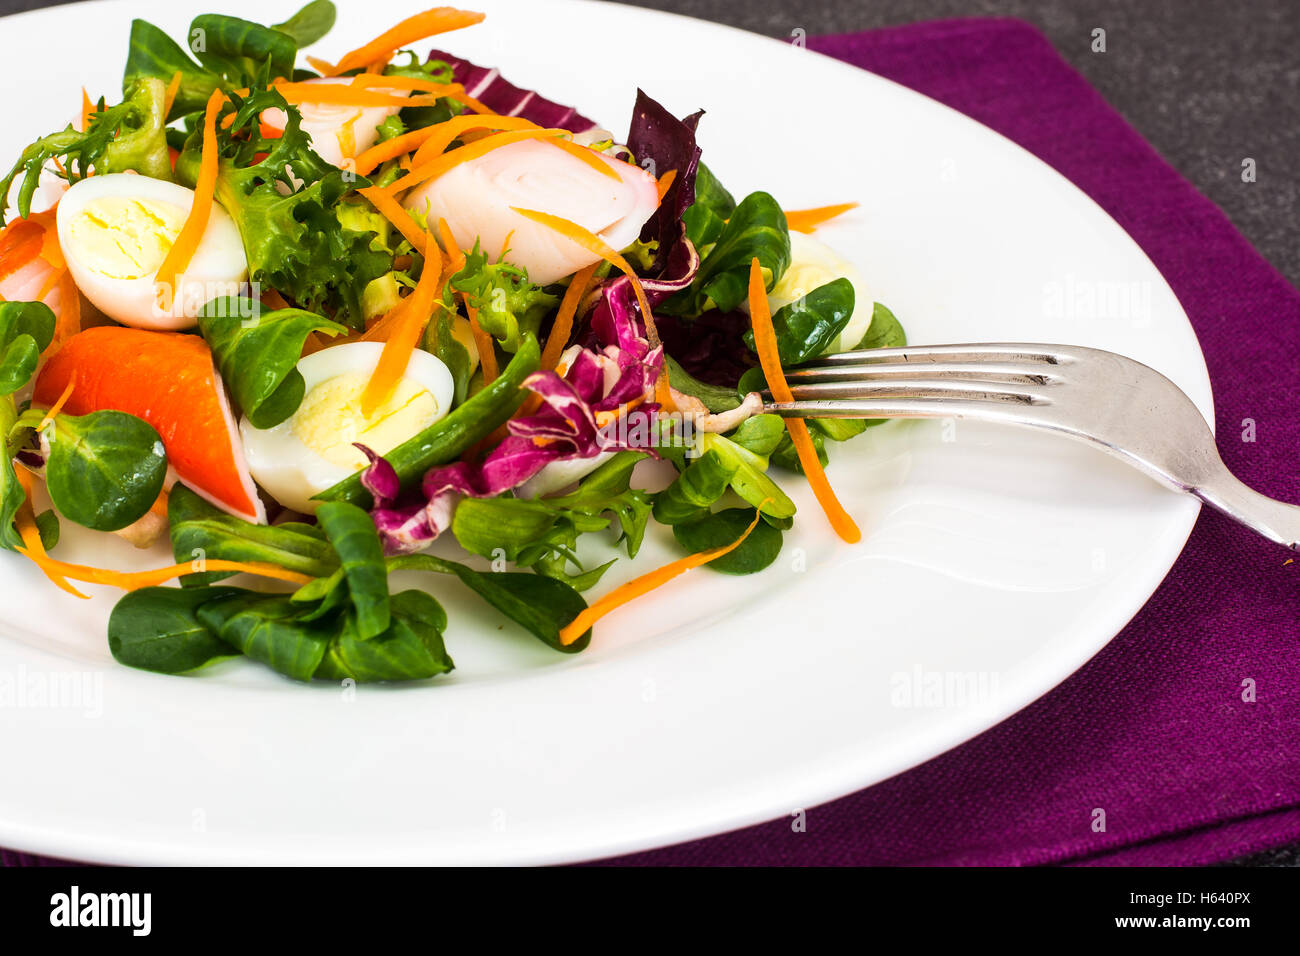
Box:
[55,173,247,330]
[240,342,455,514]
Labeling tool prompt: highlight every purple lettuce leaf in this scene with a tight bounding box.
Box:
[626,90,703,274]
[429,49,599,133]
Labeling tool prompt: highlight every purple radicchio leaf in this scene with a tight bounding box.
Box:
[429,50,599,134]
[626,89,703,273]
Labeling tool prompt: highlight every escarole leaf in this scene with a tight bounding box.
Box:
[0,302,55,396]
[178,88,392,327]
[122,18,220,120]
[674,507,783,575]
[741,278,855,366]
[168,483,338,586]
[315,501,389,640]
[197,298,346,428]
[388,554,592,653]
[43,411,167,532]
[188,14,297,86]
[0,77,171,224]
[448,243,559,353]
[669,191,790,314]
[272,1,338,48]
[108,586,243,674]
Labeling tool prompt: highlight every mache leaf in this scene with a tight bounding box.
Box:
[108,586,243,674]
[43,411,168,532]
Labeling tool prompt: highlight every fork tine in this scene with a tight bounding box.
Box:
[763,396,1050,422]
[768,378,1055,406]
[803,343,1080,368]
[782,360,1063,385]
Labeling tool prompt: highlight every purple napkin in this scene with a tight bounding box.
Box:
[5,18,1299,869]
[597,18,1300,867]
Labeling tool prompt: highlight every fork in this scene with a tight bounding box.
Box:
[760,343,1300,549]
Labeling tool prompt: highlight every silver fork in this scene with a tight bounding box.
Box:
[761,343,1300,549]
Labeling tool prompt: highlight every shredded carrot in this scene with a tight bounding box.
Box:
[361,238,442,415]
[163,70,183,117]
[305,55,334,75]
[155,90,224,298]
[52,271,81,351]
[15,550,314,591]
[557,507,765,646]
[321,7,487,77]
[436,218,497,384]
[347,73,493,114]
[541,261,598,373]
[549,138,622,181]
[0,218,44,281]
[358,185,429,255]
[352,126,441,177]
[510,207,657,347]
[272,81,441,110]
[387,128,568,194]
[656,168,678,202]
[13,468,86,598]
[80,88,94,131]
[784,202,859,234]
[747,257,860,543]
[37,371,76,431]
[409,114,541,168]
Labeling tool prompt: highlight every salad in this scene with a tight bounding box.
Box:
[0,3,907,683]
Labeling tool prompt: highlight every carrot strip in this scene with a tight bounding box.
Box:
[436,218,498,384]
[361,240,442,415]
[155,90,224,297]
[37,371,77,431]
[387,128,568,194]
[0,218,44,281]
[656,168,677,202]
[747,257,860,543]
[272,81,440,109]
[557,507,765,646]
[549,138,621,181]
[51,271,81,352]
[358,185,429,255]
[510,207,657,347]
[409,114,541,168]
[346,74,492,113]
[784,202,859,234]
[163,70,183,117]
[322,7,487,77]
[80,88,94,131]
[12,468,86,598]
[15,550,314,591]
[541,262,597,373]
[352,126,440,177]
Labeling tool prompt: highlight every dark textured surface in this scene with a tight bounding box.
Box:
[0,0,1295,867]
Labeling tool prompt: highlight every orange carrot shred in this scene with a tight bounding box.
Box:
[549,138,622,181]
[361,239,442,415]
[541,262,598,373]
[784,202,859,234]
[322,7,487,76]
[14,550,314,591]
[747,257,861,543]
[13,468,86,599]
[510,207,657,347]
[163,70,183,117]
[155,90,224,298]
[358,185,429,255]
[387,128,568,195]
[80,88,94,131]
[656,168,678,201]
[557,506,766,646]
[37,371,77,431]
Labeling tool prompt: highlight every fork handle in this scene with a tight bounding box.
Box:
[1194,469,1300,550]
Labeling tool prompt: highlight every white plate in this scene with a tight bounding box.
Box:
[0,0,1211,865]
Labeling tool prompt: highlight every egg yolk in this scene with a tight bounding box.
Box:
[64,196,187,279]
[293,372,439,469]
